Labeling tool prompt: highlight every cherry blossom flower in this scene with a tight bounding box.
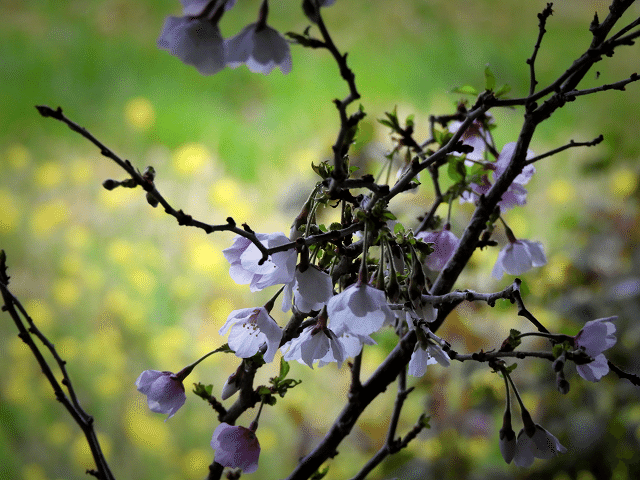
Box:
[282,324,346,368]
[416,227,460,271]
[513,424,567,467]
[283,266,334,313]
[492,239,546,279]
[220,307,283,363]
[327,282,395,337]
[225,0,292,74]
[461,142,535,211]
[211,423,261,473]
[135,370,186,420]
[223,232,297,292]
[499,421,517,464]
[448,116,492,162]
[158,1,235,75]
[406,314,450,377]
[574,316,617,382]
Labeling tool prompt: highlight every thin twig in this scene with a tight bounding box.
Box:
[525,135,604,165]
[35,105,275,263]
[526,3,555,96]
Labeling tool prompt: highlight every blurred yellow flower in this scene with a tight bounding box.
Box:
[173,143,210,175]
[34,161,63,188]
[53,278,80,308]
[6,143,31,169]
[188,238,225,274]
[23,298,54,331]
[125,97,156,131]
[609,168,638,198]
[30,200,70,236]
[547,178,576,204]
[182,449,211,480]
[108,238,133,265]
[124,402,170,450]
[21,463,47,480]
[70,157,93,184]
[46,421,72,448]
[65,224,91,249]
[0,188,20,233]
[127,267,156,296]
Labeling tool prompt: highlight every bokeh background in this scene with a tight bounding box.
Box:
[2,1,640,479]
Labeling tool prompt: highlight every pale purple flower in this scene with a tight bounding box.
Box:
[282,324,346,368]
[492,239,546,279]
[224,233,297,292]
[283,266,334,313]
[406,312,449,377]
[416,227,460,271]
[499,424,517,464]
[408,347,438,377]
[327,282,395,337]
[158,16,225,75]
[220,307,283,363]
[135,370,186,420]
[329,331,376,364]
[449,117,492,162]
[574,316,617,381]
[513,425,567,467]
[211,423,260,473]
[225,1,291,74]
[461,142,535,211]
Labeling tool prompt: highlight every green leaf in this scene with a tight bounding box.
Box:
[310,466,330,480]
[451,85,479,96]
[447,156,466,183]
[279,357,290,380]
[419,414,431,429]
[484,65,496,91]
[494,84,512,98]
[394,223,406,235]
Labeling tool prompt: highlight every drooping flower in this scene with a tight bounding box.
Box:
[211,423,261,473]
[574,316,617,381]
[327,282,395,337]
[282,323,346,368]
[220,307,283,363]
[224,232,297,292]
[513,424,567,467]
[283,266,334,313]
[492,239,546,279]
[406,313,450,377]
[499,415,517,464]
[135,370,186,420]
[158,1,235,75]
[225,0,292,74]
[416,226,460,271]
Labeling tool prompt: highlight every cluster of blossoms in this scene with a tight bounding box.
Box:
[128,2,630,475]
[158,0,334,75]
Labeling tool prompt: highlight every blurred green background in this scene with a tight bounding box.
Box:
[1,1,640,479]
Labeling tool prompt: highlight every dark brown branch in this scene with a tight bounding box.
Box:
[0,251,115,480]
[35,105,274,263]
[563,72,640,98]
[526,3,554,96]
[525,135,604,165]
